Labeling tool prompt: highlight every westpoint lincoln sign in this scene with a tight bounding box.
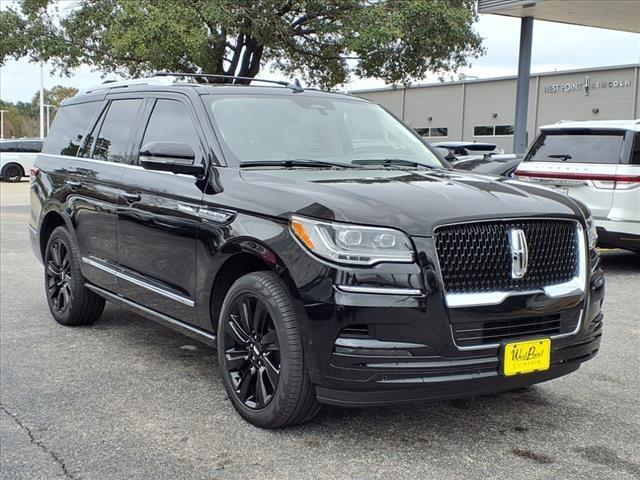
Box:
[544,75,633,95]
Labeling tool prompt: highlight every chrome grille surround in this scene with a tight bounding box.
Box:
[434,219,586,309]
[433,219,587,350]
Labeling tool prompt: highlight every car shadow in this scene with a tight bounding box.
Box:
[92,304,583,442]
[598,249,640,273]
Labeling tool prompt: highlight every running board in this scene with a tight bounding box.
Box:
[85,284,217,347]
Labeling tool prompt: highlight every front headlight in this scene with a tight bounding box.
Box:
[290,215,414,265]
[587,215,598,250]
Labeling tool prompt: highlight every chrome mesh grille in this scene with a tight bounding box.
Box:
[434,220,578,294]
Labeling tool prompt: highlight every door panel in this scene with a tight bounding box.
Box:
[68,158,125,291]
[116,97,206,322]
[67,98,144,291]
[116,170,203,321]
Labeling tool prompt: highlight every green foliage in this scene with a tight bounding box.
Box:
[1,0,483,88]
[0,85,77,138]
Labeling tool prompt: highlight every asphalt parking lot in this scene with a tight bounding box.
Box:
[1,180,639,480]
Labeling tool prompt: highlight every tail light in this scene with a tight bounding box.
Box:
[30,167,40,176]
[515,170,640,190]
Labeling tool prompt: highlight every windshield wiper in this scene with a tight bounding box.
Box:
[547,154,573,161]
[239,159,360,169]
[351,158,435,168]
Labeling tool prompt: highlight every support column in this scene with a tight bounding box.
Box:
[513,16,533,153]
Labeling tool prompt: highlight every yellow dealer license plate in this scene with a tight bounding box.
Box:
[502,338,551,376]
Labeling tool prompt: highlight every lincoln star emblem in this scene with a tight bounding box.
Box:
[508,229,529,279]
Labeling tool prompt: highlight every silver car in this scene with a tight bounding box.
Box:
[515,120,640,253]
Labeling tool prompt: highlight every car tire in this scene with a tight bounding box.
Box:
[217,271,320,428]
[1,163,24,182]
[44,226,105,326]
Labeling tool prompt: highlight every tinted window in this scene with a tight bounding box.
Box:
[495,125,514,136]
[631,132,640,165]
[525,131,624,164]
[21,141,43,152]
[430,127,448,137]
[141,99,201,155]
[0,141,18,152]
[92,99,142,163]
[474,126,493,136]
[43,102,101,156]
[415,127,448,137]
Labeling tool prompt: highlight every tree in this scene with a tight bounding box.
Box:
[1,0,483,88]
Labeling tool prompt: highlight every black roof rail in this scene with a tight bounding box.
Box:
[151,72,304,93]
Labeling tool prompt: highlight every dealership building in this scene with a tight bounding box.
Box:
[354,64,640,153]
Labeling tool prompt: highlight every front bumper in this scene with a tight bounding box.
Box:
[316,322,601,406]
[285,234,605,407]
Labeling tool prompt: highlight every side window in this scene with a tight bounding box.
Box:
[42,102,101,156]
[21,141,43,153]
[140,99,202,161]
[0,141,18,152]
[631,132,640,165]
[91,99,143,163]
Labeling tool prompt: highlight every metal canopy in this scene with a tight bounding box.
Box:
[478,0,640,153]
[478,0,640,33]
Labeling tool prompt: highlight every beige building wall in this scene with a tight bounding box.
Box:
[355,89,404,118]
[462,78,516,153]
[354,65,639,154]
[403,84,464,140]
[535,67,637,129]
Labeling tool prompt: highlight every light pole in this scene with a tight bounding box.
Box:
[0,110,7,139]
[39,62,45,139]
[44,104,54,136]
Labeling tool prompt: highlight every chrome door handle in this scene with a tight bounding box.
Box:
[122,192,141,203]
[66,180,82,189]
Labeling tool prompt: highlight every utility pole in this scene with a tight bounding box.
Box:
[0,110,7,139]
[39,62,45,139]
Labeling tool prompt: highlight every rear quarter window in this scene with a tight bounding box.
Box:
[0,141,19,152]
[43,101,102,156]
[631,132,640,165]
[525,130,624,164]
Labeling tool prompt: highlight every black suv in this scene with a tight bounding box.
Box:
[30,74,605,428]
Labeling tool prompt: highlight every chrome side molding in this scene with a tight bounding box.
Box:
[82,256,195,307]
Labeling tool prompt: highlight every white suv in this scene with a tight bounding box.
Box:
[516,120,640,253]
[0,139,43,182]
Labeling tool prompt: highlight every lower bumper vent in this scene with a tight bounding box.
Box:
[452,313,579,348]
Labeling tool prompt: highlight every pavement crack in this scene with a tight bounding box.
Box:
[1,404,79,480]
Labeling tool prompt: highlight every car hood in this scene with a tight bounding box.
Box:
[222,167,584,237]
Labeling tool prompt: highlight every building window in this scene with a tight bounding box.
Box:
[415,127,448,137]
[473,125,514,137]
[495,125,514,136]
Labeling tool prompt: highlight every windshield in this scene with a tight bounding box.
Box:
[525,130,625,164]
[207,95,444,168]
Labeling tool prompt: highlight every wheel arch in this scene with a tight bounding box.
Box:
[207,239,302,334]
[39,207,75,259]
[1,162,25,179]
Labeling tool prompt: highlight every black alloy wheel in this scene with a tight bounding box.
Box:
[46,239,73,315]
[223,293,281,410]
[43,226,105,326]
[217,272,320,428]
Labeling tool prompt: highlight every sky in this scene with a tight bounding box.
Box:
[1,13,639,103]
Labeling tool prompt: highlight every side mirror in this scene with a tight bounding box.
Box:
[139,142,205,176]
